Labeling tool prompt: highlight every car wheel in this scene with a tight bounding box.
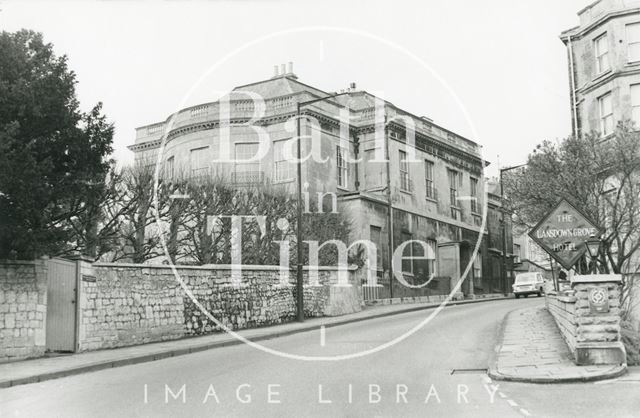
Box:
[524,294,528,298]
[515,294,520,299]
[537,292,542,297]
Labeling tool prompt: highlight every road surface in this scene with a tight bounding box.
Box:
[1,297,638,417]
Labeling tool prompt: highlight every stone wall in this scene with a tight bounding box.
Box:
[78,263,361,351]
[0,260,48,362]
[625,275,640,332]
[546,275,626,366]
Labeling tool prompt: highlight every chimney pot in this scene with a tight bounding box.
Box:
[287,61,293,73]
[280,63,286,75]
[350,82,356,90]
[273,65,279,76]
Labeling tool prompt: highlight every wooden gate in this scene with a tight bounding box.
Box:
[46,258,78,352]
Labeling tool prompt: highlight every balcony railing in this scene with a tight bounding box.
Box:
[232,170,265,185]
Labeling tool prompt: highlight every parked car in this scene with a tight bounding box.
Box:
[512,272,545,298]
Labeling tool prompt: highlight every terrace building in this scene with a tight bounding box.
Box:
[129,64,510,298]
[561,0,640,137]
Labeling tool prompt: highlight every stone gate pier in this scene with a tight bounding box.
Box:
[546,274,626,366]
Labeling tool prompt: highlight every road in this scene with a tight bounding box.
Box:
[1,297,638,417]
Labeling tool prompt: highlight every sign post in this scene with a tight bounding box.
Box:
[529,198,603,272]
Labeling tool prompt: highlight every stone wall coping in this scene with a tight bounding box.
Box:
[546,292,577,303]
[0,259,43,266]
[571,274,622,284]
[92,262,358,272]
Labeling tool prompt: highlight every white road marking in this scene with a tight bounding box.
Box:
[482,375,492,384]
[320,325,326,347]
[507,399,518,407]
[498,391,507,398]
[520,408,531,416]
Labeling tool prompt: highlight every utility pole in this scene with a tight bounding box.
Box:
[499,163,527,295]
[295,102,304,322]
[384,116,394,300]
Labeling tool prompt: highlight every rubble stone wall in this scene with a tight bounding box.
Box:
[0,260,48,363]
[78,263,361,351]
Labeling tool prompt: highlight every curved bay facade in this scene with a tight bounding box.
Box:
[129,67,513,298]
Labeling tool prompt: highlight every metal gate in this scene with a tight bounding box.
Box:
[46,258,78,352]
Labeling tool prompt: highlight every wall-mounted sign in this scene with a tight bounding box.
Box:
[528,198,602,270]
[82,274,96,283]
[588,287,609,314]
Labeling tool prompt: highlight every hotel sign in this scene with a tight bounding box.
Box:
[529,198,602,270]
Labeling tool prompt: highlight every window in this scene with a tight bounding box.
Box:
[399,150,411,192]
[594,33,610,74]
[369,226,383,270]
[189,147,209,177]
[234,143,261,183]
[513,243,522,264]
[632,84,640,127]
[401,231,413,273]
[336,146,348,188]
[447,169,462,219]
[470,177,479,213]
[425,160,435,199]
[273,140,294,182]
[598,93,614,136]
[166,156,174,179]
[627,23,640,63]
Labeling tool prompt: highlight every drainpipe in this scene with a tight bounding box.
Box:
[353,135,360,191]
[568,35,579,138]
[384,116,394,300]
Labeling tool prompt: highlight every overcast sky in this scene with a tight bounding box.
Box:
[1,0,588,177]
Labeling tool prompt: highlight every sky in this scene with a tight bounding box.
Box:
[1,0,589,177]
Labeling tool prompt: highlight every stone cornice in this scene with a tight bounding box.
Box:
[560,7,640,41]
[379,122,484,174]
[577,65,640,95]
[130,108,484,173]
[339,192,488,235]
[127,139,161,152]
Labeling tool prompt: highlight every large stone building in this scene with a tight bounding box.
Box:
[129,65,510,298]
[561,0,640,137]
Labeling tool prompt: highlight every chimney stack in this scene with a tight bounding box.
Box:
[280,63,286,75]
[273,65,279,77]
[287,61,293,74]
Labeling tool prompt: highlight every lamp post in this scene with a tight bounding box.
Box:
[295,92,351,322]
[585,236,602,274]
[499,163,526,295]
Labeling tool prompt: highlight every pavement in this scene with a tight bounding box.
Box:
[3,298,640,417]
[0,298,546,418]
[0,294,506,389]
[488,305,627,383]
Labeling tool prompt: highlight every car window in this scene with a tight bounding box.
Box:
[515,274,536,283]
